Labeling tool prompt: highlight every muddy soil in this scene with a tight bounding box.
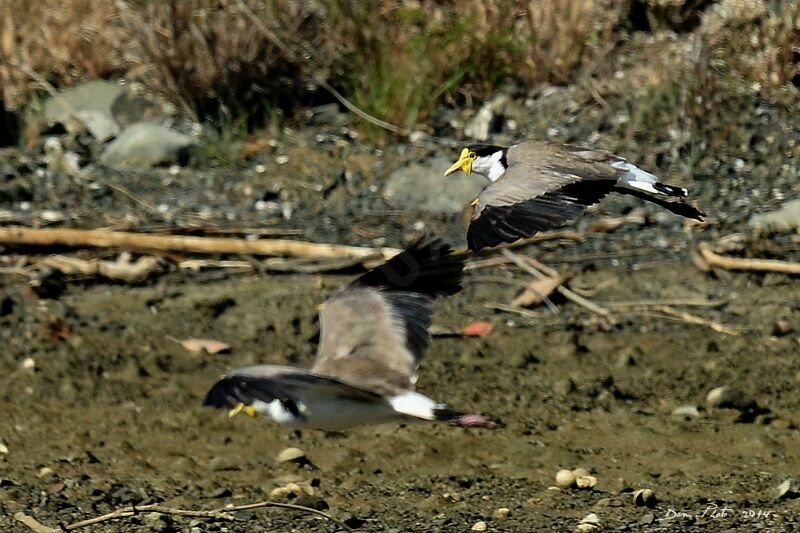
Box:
[1,137,800,532]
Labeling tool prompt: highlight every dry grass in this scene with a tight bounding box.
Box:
[0,0,796,138]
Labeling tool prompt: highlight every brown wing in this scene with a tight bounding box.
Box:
[467,142,623,251]
[311,237,463,396]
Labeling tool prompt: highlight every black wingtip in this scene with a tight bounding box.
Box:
[354,235,464,297]
[653,182,689,198]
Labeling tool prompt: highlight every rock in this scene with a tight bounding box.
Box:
[773,320,793,336]
[43,80,125,128]
[207,456,239,472]
[748,199,800,234]
[671,405,701,420]
[464,95,508,141]
[382,157,486,215]
[75,110,120,142]
[36,467,55,478]
[576,475,598,489]
[100,123,195,169]
[492,508,511,520]
[775,478,798,500]
[276,447,306,464]
[555,469,576,488]
[571,467,590,478]
[706,386,758,411]
[471,520,488,532]
[633,488,657,507]
[0,442,8,454]
[576,513,601,531]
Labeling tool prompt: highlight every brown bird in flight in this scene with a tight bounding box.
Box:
[445,141,705,251]
[203,236,499,430]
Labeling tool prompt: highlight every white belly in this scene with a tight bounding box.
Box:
[253,397,402,430]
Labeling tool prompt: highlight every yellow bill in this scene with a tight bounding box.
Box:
[445,148,474,176]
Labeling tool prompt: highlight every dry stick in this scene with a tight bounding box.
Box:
[63,502,354,532]
[698,242,800,274]
[0,226,400,260]
[501,249,612,318]
[623,306,740,336]
[13,512,58,533]
[487,303,546,321]
[599,298,730,309]
[234,0,408,137]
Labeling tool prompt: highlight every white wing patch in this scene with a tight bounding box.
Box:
[388,391,445,420]
[612,160,663,195]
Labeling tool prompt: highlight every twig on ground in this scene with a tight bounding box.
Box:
[454,230,584,258]
[0,227,400,261]
[486,303,546,321]
[698,242,800,274]
[41,253,162,283]
[59,501,355,532]
[13,512,58,533]
[501,250,612,318]
[599,298,730,309]
[623,305,740,336]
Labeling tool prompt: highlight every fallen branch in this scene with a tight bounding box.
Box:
[41,253,162,283]
[55,501,355,532]
[487,303,546,321]
[501,250,612,318]
[13,512,58,533]
[0,227,400,261]
[623,305,740,336]
[698,242,800,274]
[599,298,729,309]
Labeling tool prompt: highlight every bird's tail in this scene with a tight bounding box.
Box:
[614,186,705,221]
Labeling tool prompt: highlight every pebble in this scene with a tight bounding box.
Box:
[555,469,576,488]
[576,512,601,531]
[492,508,510,520]
[575,475,597,489]
[706,386,758,411]
[208,456,239,472]
[773,320,793,336]
[633,488,657,507]
[471,520,488,532]
[21,358,36,370]
[276,447,306,464]
[671,405,701,419]
[572,467,590,478]
[36,467,55,478]
[775,478,796,500]
[0,442,7,454]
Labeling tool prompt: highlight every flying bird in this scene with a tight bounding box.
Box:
[203,237,499,431]
[445,141,706,251]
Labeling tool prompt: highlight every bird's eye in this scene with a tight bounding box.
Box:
[469,151,477,159]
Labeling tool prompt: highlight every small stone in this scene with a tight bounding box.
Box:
[633,488,657,507]
[492,508,511,520]
[571,467,590,478]
[575,525,598,532]
[36,467,54,478]
[773,320,793,336]
[270,486,295,500]
[21,358,35,370]
[576,475,598,489]
[576,512,601,531]
[706,386,758,411]
[671,405,701,420]
[553,379,576,396]
[0,442,7,454]
[775,478,797,500]
[276,447,305,464]
[208,456,239,472]
[471,521,488,532]
[555,469,576,488]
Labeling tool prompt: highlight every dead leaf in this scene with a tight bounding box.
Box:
[511,274,563,307]
[180,338,231,354]
[462,321,493,337]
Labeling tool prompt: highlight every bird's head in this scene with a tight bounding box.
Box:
[444,144,508,181]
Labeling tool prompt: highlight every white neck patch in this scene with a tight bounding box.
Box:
[472,151,506,182]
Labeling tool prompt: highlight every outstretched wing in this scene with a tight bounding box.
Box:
[468,142,622,251]
[203,365,383,418]
[311,236,463,396]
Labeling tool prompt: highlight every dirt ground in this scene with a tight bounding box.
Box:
[1,138,800,532]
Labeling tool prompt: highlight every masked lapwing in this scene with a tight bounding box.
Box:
[445,142,706,251]
[203,236,499,431]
